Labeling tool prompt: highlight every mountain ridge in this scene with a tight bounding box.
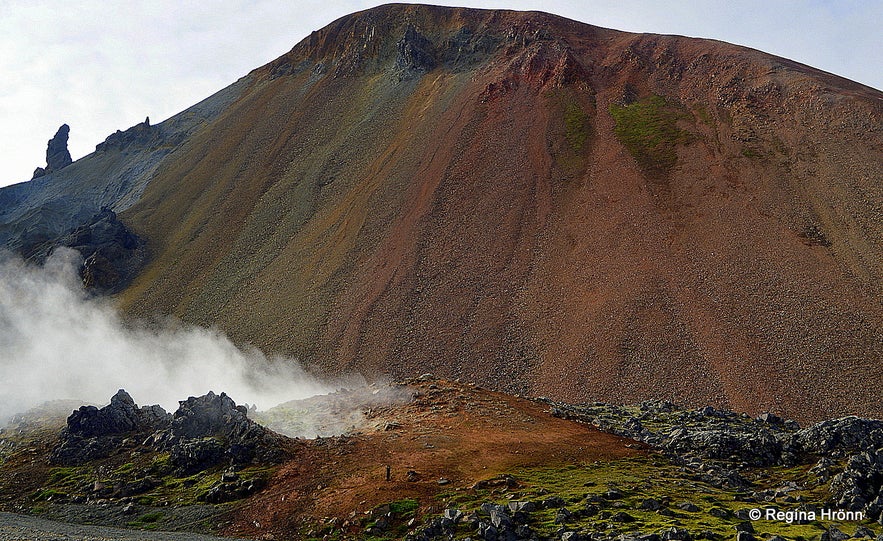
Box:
[2,4,881,423]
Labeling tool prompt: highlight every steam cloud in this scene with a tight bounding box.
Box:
[0,248,342,424]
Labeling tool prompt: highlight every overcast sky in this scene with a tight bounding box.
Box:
[1,0,880,188]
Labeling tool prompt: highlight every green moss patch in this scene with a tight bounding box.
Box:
[564,101,591,152]
[420,455,875,541]
[609,95,693,178]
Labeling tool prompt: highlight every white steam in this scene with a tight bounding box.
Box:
[0,248,342,424]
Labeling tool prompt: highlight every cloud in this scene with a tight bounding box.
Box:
[0,248,340,424]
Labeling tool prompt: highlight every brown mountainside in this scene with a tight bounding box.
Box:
[115,4,883,422]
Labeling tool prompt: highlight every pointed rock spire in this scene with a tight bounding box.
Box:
[32,124,72,179]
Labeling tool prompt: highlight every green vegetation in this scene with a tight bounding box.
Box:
[424,455,868,541]
[114,462,136,476]
[30,488,66,502]
[47,466,80,484]
[609,95,693,178]
[127,511,164,530]
[546,89,593,179]
[389,498,419,517]
[564,101,591,152]
[692,104,714,126]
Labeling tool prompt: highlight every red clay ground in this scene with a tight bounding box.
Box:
[225,378,645,538]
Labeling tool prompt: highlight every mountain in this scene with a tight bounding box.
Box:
[1,4,881,422]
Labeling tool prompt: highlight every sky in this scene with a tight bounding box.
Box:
[1,0,880,188]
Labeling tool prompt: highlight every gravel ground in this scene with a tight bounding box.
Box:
[0,512,255,541]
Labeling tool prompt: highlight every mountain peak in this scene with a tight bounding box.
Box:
[258,3,607,81]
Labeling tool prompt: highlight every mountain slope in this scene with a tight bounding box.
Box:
[5,4,882,422]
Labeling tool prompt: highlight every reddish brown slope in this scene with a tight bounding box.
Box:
[120,4,883,422]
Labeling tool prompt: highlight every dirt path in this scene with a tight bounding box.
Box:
[0,512,254,541]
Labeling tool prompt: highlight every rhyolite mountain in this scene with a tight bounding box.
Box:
[1,4,880,422]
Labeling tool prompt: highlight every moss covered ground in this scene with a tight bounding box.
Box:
[609,95,693,178]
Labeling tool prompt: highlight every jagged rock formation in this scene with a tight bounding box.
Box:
[790,417,883,458]
[21,208,148,293]
[0,80,247,255]
[395,25,435,77]
[95,117,160,152]
[830,450,883,516]
[51,389,170,465]
[31,124,73,179]
[51,390,291,473]
[154,391,292,475]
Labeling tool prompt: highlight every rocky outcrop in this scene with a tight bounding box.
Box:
[23,208,148,293]
[51,390,291,474]
[790,417,883,458]
[395,25,435,77]
[199,470,268,504]
[51,390,171,465]
[547,400,798,468]
[95,117,159,152]
[154,391,292,475]
[829,450,883,521]
[32,124,73,179]
[545,398,883,514]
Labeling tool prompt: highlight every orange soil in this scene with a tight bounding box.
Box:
[226,379,644,538]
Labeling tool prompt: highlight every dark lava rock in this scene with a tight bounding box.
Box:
[24,208,148,294]
[829,449,883,520]
[854,526,876,539]
[734,522,755,534]
[790,417,883,458]
[157,391,291,475]
[662,527,692,541]
[639,498,662,511]
[51,389,170,465]
[199,476,267,504]
[32,124,72,179]
[396,25,436,76]
[51,389,291,475]
[664,425,783,467]
[95,117,159,152]
[825,528,851,541]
